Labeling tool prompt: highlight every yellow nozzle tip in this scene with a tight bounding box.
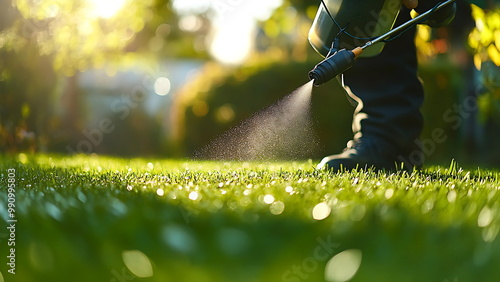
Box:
[352,47,363,58]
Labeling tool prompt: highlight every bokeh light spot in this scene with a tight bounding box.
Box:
[162,225,197,253]
[215,104,235,123]
[18,153,28,164]
[478,207,494,227]
[192,100,209,117]
[189,191,199,201]
[122,250,153,278]
[325,249,362,282]
[482,224,500,242]
[350,204,366,222]
[447,190,457,203]
[384,189,394,199]
[270,201,285,215]
[263,194,275,204]
[154,77,171,96]
[179,15,203,32]
[312,202,331,220]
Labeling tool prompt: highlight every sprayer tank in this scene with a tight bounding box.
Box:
[308,0,402,58]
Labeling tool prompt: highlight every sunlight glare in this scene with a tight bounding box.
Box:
[88,0,127,19]
[207,0,283,65]
[210,22,253,65]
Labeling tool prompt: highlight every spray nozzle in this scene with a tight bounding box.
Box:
[309,47,362,86]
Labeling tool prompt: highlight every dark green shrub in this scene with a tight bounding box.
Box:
[170,60,354,160]
[171,57,479,164]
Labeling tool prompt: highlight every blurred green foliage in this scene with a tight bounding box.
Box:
[0,0,499,161]
[0,44,57,152]
[0,0,186,154]
[171,1,500,165]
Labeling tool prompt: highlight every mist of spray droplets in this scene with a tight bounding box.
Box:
[195,80,320,161]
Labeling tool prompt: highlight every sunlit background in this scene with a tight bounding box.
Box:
[174,0,282,64]
[0,0,499,163]
[1,1,500,281]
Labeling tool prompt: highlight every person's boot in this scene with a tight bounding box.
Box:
[317,9,424,171]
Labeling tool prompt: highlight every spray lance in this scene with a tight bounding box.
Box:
[308,0,457,86]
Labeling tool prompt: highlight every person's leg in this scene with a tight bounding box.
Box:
[317,9,424,170]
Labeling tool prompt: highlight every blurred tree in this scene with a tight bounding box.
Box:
[0,0,58,152]
[0,0,197,153]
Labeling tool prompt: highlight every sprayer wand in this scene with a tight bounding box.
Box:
[309,0,455,86]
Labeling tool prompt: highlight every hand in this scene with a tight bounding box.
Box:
[402,0,418,9]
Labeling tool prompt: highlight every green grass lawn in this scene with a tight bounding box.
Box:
[1,154,500,282]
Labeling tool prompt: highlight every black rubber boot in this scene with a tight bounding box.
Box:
[317,9,424,171]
